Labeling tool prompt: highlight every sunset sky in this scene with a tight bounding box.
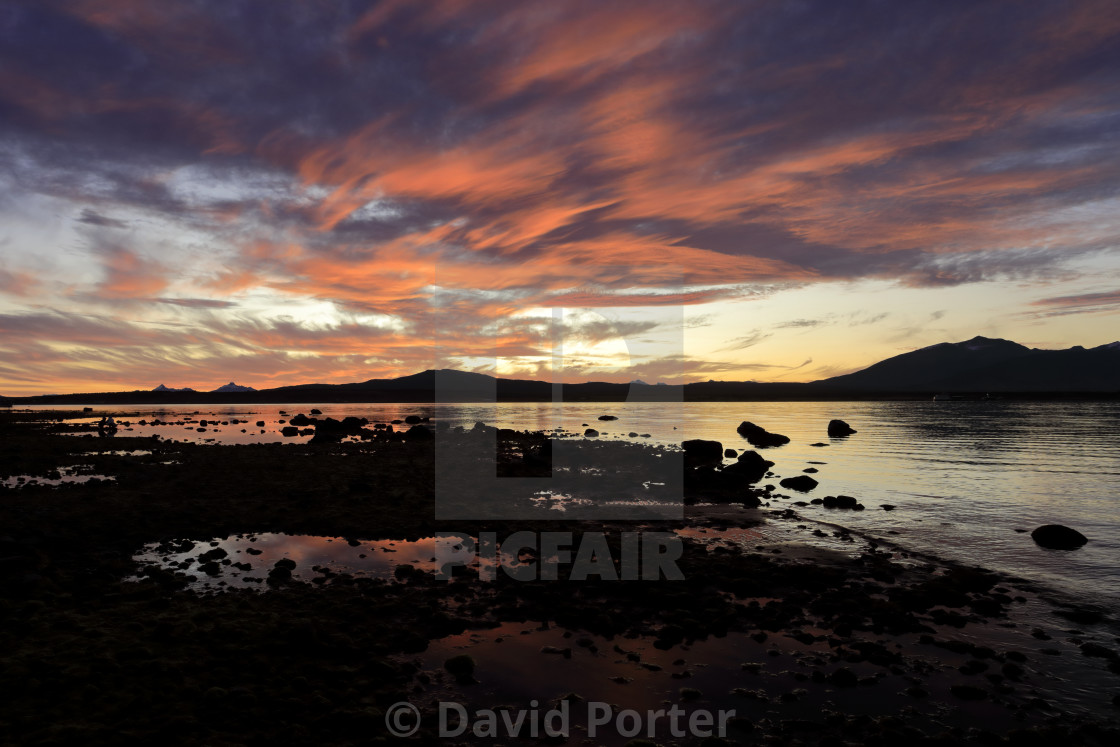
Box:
[1,0,1119,395]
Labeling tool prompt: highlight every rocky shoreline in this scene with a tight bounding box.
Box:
[2,410,1119,745]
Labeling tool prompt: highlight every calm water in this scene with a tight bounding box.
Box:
[31,400,1120,607]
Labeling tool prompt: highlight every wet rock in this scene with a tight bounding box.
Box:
[309,408,322,415]
[1031,524,1088,550]
[584,428,599,437]
[722,451,774,483]
[803,467,818,473]
[280,426,299,437]
[403,425,433,441]
[289,413,313,426]
[274,558,296,571]
[950,684,988,700]
[822,495,858,509]
[198,548,228,562]
[779,475,818,492]
[826,668,859,688]
[404,415,422,424]
[881,504,896,511]
[542,646,572,658]
[736,421,790,448]
[597,415,618,421]
[827,419,856,437]
[681,439,724,465]
[1080,642,1120,661]
[724,448,737,458]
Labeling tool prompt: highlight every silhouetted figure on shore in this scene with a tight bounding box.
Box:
[98,415,117,436]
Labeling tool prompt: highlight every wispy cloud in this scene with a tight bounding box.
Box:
[0,0,1118,392]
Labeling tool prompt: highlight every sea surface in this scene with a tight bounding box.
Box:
[27,400,1120,608]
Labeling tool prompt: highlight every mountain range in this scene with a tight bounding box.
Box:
[153,383,257,394]
[814,336,1120,392]
[3,337,1117,404]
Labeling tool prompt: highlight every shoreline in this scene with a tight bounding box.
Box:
[2,410,1118,744]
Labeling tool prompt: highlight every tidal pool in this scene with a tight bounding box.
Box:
[130,533,475,591]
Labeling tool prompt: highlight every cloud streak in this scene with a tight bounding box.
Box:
[0,0,1118,392]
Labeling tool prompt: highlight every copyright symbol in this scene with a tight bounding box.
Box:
[385,701,421,737]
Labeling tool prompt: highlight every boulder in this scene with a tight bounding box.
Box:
[289,413,313,426]
[736,421,790,448]
[1031,525,1088,550]
[255,421,265,427]
[827,419,857,437]
[280,426,299,437]
[310,408,322,415]
[681,439,724,464]
[404,415,423,424]
[597,415,618,421]
[584,428,599,437]
[403,424,433,441]
[779,475,818,492]
[724,448,737,458]
[722,451,774,483]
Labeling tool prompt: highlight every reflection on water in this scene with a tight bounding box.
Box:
[32,400,1120,606]
[131,533,471,591]
[409,611,1120,744]
[2,465,116,488]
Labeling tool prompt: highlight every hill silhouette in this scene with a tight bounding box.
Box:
[4,337,1118,404]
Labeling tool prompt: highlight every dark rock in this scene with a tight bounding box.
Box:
[826,668,858,688]
[802,467,818,473]
[724,448,737,458]
[584,428,599,437]
[289,413,313,426]
[445,654,476,680]
[280,426,299,437]
[681,439,724,464]
[881,504,896,511]
[779,475,818,492]
[274,558,297,571]
[309,408,322,415]
[403,425,433,441]
[255,421,265,427]
[736,421,790,448]
[827,419,856,437]
[950,685,988,701]
[597,415,618,421]
[404,415,423,424]
[1031,525,1088,550]
[722,451,774,483]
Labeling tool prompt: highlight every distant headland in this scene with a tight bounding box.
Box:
[2,336,1118,405]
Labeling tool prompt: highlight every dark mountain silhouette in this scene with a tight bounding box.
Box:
[211,382,256,393]
[5,338,1118,405]
[813,336,1120,392]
